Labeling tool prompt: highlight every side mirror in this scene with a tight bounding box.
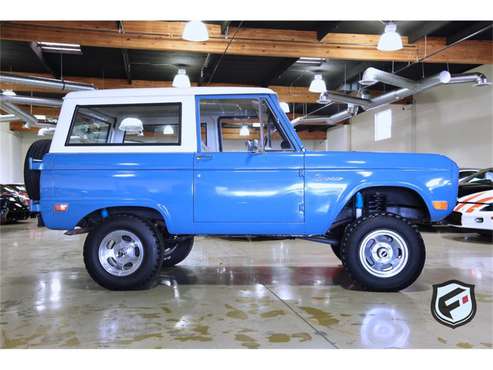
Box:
[246,139,259,153]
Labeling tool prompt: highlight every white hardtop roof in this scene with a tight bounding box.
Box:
[64,86,277,100]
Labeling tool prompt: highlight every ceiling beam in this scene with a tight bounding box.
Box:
[446,21,493,45]
[407,21,451,43]
[316,21,340,41]
[4,21,490,64]
[3,21,491,64]
[0,71,320,103]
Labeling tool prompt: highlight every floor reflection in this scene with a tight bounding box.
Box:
[360,307,410,348]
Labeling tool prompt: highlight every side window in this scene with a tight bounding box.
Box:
[67,107,111,144]
[66,103,181,146]
[199,98,292,152]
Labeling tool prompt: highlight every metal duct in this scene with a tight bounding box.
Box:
[446,72,491,87]
[0,73,95,91]
[319,91,372,108]
[0,101,38,127]
[303,70,490,126]
[0,94,62,107]
[0,114,16,122]
[293,105,358,127]
[359,67,417,90]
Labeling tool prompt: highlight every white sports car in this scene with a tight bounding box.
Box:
[448,189,493,235]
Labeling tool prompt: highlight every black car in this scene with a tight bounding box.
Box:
[458,167,493,197]
[0,184,30,224]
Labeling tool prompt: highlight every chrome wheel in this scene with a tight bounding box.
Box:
[98,230,144,277]
[359,229,409,278]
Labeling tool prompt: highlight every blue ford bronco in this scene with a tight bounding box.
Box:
[24,87,458,291]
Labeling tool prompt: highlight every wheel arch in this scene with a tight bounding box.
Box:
[75,205,170,232]
[329,183,432,231]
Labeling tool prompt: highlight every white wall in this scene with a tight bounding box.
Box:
[414,64,493,168]
[350,104,414,153]
[0,128,39,184]
[341,65,493,168]
[0,124,22,184]
[326,124,350,151]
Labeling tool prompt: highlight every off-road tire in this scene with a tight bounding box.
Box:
[83,214,163,290]
[24,139,51,201]
[341,213,425,292]
[161,236,194,268]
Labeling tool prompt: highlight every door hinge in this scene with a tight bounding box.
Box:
[298,168,304,177]
[298,202,305,213]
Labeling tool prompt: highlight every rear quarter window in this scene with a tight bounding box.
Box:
[66,103,182,146]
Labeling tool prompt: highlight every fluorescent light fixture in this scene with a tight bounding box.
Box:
[239,125,250,136]
[252,122,261,128]
[34,115,47,120]
[38,42,82,55]
[182,21,209,42]
[309,74,327,93]
[163,125,175,135]
[119,117,143,133]
[377,22,403,51]
[296,57,325,66]
[172,69,191,88]
[2,89,16,96]
[279,102,290,113]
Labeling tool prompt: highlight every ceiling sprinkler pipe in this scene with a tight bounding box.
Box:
[0,94,63,107]
[0,114,17,122]
[0,73,95,92]
[0,101,38,127]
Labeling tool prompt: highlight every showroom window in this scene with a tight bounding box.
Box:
[199,98,292,152]
[66,103,181,146]
[374,108,392,141]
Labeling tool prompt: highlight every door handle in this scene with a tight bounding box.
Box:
[196,154,213,160]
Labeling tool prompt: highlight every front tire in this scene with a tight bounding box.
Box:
[341,213,425,292]
[83,214,163,290]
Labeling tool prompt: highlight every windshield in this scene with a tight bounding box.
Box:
[461,168,493,185]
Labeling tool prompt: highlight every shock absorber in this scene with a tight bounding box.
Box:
[355,192,363,218]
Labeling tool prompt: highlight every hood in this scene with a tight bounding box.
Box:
[305,151,458,172]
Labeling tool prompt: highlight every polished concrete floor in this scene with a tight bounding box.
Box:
[0,219,492,349]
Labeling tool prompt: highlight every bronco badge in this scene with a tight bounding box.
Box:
[431,280,477,329]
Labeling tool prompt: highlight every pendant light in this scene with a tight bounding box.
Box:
[378,22,403,51]
[172,69,191,88]
[309,74,327,93]
[182,21,209,42]
[239,125,250,136]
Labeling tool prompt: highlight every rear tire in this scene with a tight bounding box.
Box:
[341,213,425,292]
[162,236,194,268]
[83,214,163,290]
[24,139,51,201]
